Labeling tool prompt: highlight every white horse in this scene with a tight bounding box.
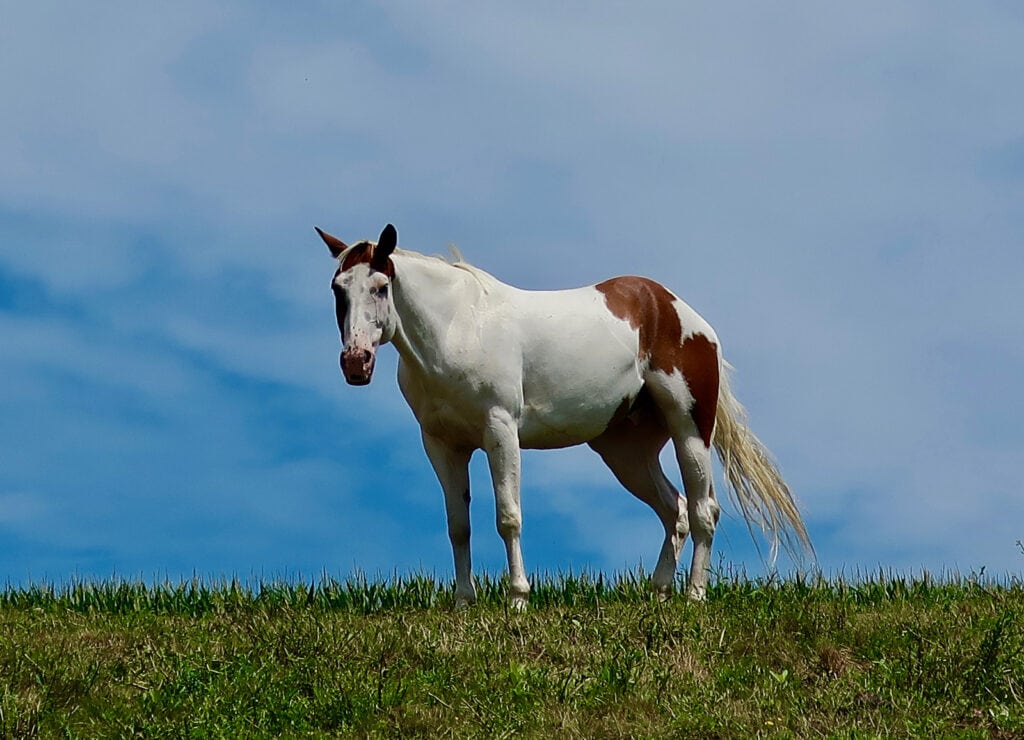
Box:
[316,223,811,609]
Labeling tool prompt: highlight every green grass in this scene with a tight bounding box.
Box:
[2,571,1022,738]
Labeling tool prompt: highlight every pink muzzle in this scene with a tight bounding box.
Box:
[340,346,375,385]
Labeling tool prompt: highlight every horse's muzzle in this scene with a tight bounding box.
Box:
[340,347,375,385]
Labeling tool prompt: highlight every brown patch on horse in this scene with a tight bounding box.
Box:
[603,386,662,435]
[596,276,719,446]
[678,334,719,447]
[339,242,395,278]
[592,387,668,457]
[605,386,662,432]
[606,395,634,430]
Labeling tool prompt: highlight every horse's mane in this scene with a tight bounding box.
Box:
[397,246,495,289]
[336,241,496,292]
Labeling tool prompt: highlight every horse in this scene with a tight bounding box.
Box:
[316,223,811,609]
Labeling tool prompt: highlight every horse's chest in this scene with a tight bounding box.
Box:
[397,364,493,447]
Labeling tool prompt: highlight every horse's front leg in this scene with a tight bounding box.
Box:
[482,408,530,610]
[421,431,476,607]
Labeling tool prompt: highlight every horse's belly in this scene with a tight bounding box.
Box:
[517,315,643,449]
[405,375,634,450]
[518,399,627,449]
[518,369,643,449]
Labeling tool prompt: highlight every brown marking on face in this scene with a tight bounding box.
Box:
[596,277,719,446]
[339,242,395,277]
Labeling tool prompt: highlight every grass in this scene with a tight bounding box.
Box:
[1,570,1022,738]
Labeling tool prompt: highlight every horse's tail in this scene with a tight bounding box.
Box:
[712,361,813,562]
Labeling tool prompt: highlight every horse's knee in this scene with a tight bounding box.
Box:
[448,522,470,548]
[496,512,522,541]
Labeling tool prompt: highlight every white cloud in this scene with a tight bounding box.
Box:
[2,3,1023,579]
[0,4,227,216]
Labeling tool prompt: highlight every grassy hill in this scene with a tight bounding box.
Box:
[2,571,1022,738]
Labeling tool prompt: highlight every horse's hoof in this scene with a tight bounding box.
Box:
[509,596,528,613]
[454,596,476,610]
[686,586,707,602]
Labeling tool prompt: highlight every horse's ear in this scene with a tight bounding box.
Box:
[372,224,397,272]
[315,227,348,259]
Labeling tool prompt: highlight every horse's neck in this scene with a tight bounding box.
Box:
[389,252,487,373]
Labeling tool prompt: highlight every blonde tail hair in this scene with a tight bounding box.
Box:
[713,362,813,562]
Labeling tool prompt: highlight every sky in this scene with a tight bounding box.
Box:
[2,2,1023,586]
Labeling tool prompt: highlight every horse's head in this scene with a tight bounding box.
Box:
[316,223,398,385]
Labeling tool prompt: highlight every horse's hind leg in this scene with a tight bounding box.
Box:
[676,434,719,600]
[588,405,688,598]
[647,376,720,601]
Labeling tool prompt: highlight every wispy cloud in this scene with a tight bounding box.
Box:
[2,3,1023,584]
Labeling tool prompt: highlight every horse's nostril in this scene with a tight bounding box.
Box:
[362,349,372,364]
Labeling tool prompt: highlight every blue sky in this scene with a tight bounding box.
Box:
[2,3,1023,585]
